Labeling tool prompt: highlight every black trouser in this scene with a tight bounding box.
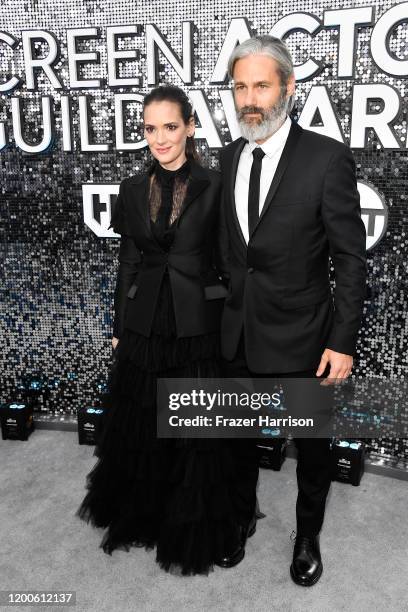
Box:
[222,333,333,537]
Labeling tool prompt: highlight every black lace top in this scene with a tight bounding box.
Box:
[150,158,190,251]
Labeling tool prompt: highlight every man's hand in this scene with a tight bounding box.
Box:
[316,348,353,385]
[112,336,119,350]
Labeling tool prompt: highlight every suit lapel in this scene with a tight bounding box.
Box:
[251,119,303,236]
[227,118,303,245]
[176,161,210,227]
[229,138,247,249]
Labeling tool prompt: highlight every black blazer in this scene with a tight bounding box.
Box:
[110,160,228,339]
[218,118,367,373]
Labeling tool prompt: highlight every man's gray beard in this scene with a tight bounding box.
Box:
[237,97,289,142]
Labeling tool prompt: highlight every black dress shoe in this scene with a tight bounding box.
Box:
[214,541,245,568]
[214,525,246,568]
[290,532,323,586]
[214,515,257,568]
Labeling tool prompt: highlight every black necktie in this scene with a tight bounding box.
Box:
[248,147,265,237]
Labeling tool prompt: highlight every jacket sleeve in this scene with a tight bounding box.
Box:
[213,152,231,285]
[321,145,367,356]
[109,179,142,339]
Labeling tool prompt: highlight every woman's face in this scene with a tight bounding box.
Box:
[143,100,195,170]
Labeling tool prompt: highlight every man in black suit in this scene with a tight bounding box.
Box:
[217,36,367,585]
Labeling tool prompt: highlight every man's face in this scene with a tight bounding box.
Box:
[232,54,295,142]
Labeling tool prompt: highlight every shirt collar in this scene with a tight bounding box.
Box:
[246,114,292,159]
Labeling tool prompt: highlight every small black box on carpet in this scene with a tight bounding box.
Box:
[331,439,365,486]
[77,406,106,445]
[0,402,35,441]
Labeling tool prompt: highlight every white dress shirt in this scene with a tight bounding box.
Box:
[234,114,292,243]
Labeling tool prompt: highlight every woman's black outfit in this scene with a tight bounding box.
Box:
[76,158,253,575]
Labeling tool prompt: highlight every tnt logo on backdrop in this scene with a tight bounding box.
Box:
[82,184,120,238]
[358,181,388,250]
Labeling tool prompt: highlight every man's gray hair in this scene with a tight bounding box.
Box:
[227,35,295,113]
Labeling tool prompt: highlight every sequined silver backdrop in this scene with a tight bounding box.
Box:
[0,1,407,462]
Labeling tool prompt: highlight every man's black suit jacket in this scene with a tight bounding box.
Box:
[217,117,367,373]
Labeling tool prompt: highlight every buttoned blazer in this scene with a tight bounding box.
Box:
[110,160,228,339]
[217,118,367,373]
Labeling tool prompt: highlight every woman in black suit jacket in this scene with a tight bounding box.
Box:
[76,85,253,575]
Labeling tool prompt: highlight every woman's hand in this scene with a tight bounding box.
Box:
[112,337,119,350]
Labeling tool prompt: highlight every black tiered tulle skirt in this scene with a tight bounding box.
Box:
[75,273,245,575]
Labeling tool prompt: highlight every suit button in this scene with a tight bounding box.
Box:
[247,267,254,274]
